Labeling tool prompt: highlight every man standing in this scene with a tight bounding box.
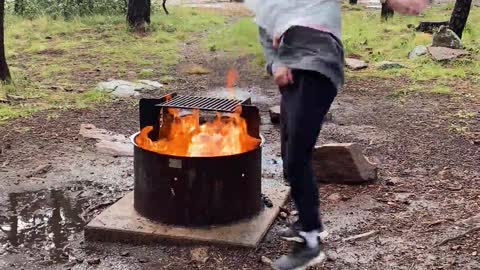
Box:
[245,0,428,269]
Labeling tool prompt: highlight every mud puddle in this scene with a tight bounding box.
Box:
[0,181,128,263]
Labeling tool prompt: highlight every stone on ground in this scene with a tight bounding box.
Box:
[327,193,342,202]
[428,46,470,61]
[95,140,133,157]
[190,247,209,263]
[111,85,140,97]
[375,61,406,70]
[432,26,463,49]
[269,105,280,124]
[79,124,133,157]
[345,58,368,70]
[408,45,428,59]
[313,143,377,184]
[96,79,163,97]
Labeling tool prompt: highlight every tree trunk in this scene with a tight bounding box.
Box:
[349,0,358,4]
[381,3,394,21]
[449,0,472,39]
[127,0,151,31]
[0,0,11,83]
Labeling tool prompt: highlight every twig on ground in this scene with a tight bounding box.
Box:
[342,230,378,242]
[422,219,447,227]
[435,226,480,247]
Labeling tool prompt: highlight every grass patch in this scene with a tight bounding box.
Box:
[429,85,452,95]
[1,7,225,124]
[183,64,211,75]
[205,5,479,95]
[75,90,112,109]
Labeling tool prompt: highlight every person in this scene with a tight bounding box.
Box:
[244,0,428,269]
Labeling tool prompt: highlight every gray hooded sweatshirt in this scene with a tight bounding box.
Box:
[248,0,344,89]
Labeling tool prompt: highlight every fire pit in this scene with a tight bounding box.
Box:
[132,93,263,226]
[85,89,289,248]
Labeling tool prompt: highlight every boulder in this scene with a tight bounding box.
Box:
[79,124,132,157]
[96,79,163,97]
[408,45,428,59]
[428,46,470,61]
[96,80,133,92]
[95,140,133,157]
[376,61,406,70]
[345,58,368,70]
[313,143,377,184]
[269,105,281,124]
[111,85,140,97]
[432,26,463,49]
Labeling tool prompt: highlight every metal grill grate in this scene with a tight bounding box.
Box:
[157,95,244,112]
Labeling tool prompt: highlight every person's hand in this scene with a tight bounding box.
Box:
[387,0,428,15]
[274,66,293,87]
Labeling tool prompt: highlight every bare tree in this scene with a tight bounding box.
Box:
[127,0,151,31]
[0,0,11,83]
[449,0,472,39]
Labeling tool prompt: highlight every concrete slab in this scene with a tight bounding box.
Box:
[85,180,289,248]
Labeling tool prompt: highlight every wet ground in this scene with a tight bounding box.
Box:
[1,2,480,269]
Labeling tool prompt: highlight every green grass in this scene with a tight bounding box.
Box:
[75,90,112,109]
[1,7,225,124]
[206,6,479,95]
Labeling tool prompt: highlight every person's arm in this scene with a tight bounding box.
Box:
[258,27,280,76]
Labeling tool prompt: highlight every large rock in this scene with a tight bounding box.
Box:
[428,46,470,61]
[376,61,406,70]
[95,140,133,157]
[96,79,163,97]
[96,80,134,92]
[313,143,377,184]
[345,58,368,70]
[111,85,140,97]
[79,124,133,157]
[432,26,463,49]
[408,45,428,59]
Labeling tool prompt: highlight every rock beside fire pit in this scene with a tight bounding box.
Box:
[313,143,377,184]
[79,124,133,157]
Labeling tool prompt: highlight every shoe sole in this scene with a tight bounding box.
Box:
[271,252,326,270]
[281,231,329,243]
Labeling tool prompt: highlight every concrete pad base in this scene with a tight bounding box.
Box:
[85,180,289,248]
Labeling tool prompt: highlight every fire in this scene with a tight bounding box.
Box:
[226,67,238,99]
[135,69,261,157]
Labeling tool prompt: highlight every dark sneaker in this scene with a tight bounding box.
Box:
[273,242,326,270]
[279,221,329,243]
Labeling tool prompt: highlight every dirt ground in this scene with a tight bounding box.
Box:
[1,5,480,270]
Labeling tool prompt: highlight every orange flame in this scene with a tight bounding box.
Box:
[226,67,238,99]
[135,69,260,157]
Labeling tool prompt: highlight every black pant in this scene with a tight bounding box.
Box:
[280,70,337,232]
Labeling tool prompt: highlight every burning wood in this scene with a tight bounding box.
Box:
[135,68,260,157]
[136,107,260,157]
